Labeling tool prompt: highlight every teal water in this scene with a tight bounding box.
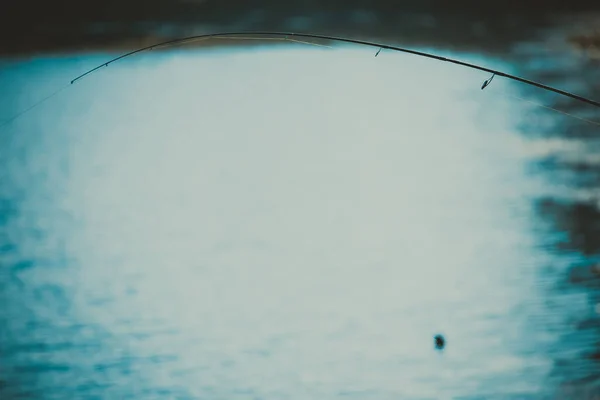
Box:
[0,45,598,399]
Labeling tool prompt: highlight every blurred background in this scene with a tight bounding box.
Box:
[2,1,600,399]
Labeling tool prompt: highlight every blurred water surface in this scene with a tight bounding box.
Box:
[0,44,599,399]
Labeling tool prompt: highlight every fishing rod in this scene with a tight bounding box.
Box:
[1,31,599,130]
[70,31,600,109]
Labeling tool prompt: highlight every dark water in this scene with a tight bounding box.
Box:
[1,43,600,398]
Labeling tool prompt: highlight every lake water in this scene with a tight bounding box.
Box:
[1,44,599,399]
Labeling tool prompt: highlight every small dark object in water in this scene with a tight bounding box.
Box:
[434,334,445,350]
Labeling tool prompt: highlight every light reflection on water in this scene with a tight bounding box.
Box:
[0,45,595,398]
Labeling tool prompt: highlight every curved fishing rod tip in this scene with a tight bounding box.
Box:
[65,32,600,109]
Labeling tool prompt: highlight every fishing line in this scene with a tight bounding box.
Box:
[150,36,212,51]
[0,83,71,130]
[213,35,333,48]
[477,75,600,127]
[1,31,599,130]
[507,93,600,128]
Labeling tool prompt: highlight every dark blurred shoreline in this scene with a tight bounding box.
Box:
[2,1,600,58]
